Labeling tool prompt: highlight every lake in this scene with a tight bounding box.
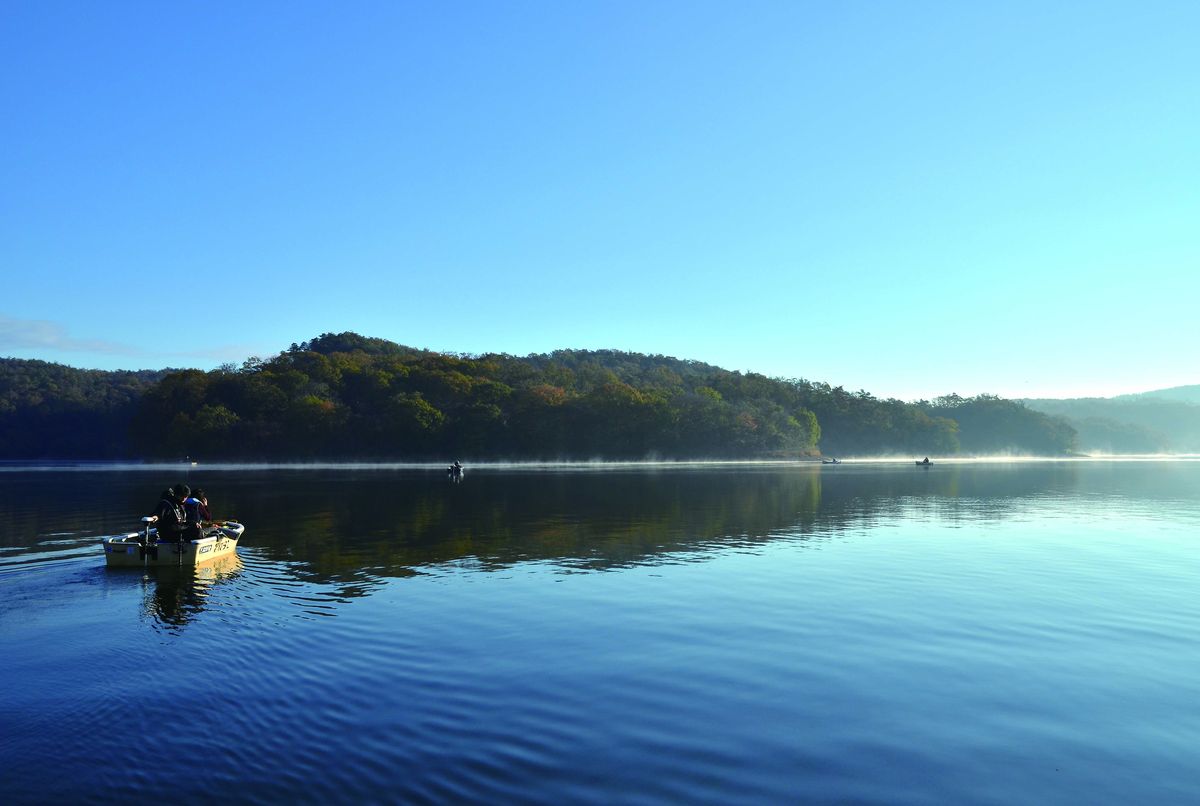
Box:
[1,461,1198,804]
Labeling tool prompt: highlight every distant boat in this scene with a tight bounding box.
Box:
[822,458,840,465]
[916,460,933,467]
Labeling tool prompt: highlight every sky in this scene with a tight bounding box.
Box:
[2,1,1197,401]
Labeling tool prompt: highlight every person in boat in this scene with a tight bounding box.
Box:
[184,488,212,528]
[921,457,931,465]
[448,460,463,478]
[151,484,190,544]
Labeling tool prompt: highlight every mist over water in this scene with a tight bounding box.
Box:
[2,462,1199,804]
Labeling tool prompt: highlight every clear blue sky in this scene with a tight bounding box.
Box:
[3,1,1197,400]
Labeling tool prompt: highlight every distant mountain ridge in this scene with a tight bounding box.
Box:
[1023,384,1200,453]
[1112,384,1200,405]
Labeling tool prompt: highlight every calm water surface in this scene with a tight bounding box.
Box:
[1,461,1198,804]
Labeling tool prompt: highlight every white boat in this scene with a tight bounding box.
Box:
[102,516,245,568]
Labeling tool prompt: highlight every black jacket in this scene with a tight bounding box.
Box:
[152,496,187,541]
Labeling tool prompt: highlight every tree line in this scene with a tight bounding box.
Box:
[1,332,1078,460]
[0,358,168,458]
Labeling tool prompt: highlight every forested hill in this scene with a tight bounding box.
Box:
[2,332,1077,459]
[0,359,170,457]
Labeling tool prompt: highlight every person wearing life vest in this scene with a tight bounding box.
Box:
[184,488,212,528]
[152,484,191,544]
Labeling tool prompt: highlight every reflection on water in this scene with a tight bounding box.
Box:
[2,462,1200,804]
[138,553,244,631]
[6,461,1200,621]
[0,462,1098,585]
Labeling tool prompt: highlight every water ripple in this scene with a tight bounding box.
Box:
[3,463,1200,803]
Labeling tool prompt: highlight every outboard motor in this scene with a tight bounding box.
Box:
[140,515,159,561]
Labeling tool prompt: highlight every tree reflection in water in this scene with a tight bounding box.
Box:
[0,462,1099,612]
[216,463,1097,600]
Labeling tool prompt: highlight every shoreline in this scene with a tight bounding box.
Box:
[2,454,1199,472]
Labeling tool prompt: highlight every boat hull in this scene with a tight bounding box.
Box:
[102,523,245,568]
